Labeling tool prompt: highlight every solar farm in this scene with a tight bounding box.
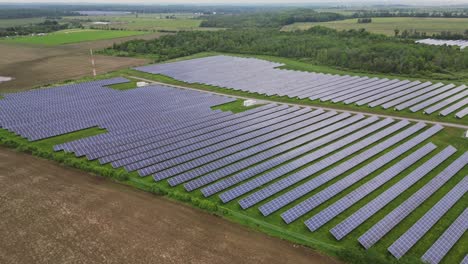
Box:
[416,39,468,50]
[135,55,468,120]
[0,77,466,264]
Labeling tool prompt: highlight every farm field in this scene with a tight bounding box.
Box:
[0,77,466,264]
[0,147,337,264]
[0,29,148,45]
[282,17,468,36]
[0,32,164,92]
[0,17,46,27]
[65,13,210,31]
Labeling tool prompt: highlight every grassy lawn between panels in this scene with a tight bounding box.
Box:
[0,74,467,264]
[282,17,468,36]
[0,29,148,46]
[111,52,468,126]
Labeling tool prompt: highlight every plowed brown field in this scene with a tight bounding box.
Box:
[0,147,340,264]
[0,33,161,92]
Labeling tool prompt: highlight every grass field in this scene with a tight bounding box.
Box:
[282,17,468,36]
[0,17,46,28]
[0,29,148,46]
[64,14,209,32]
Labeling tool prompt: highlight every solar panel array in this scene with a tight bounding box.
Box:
[416,38,468,49]
[0,78,236,141]
[1,77,466,264]
[420,208,467,264]
[388,176,468,259]
[135,55,468,119]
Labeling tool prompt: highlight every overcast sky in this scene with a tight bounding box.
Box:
[1,0,467,5]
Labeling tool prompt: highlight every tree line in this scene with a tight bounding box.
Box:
[0,8,79,19]
[0,20,82,37]
[352,10,468,18]
[103,26,468,77]
[200,9,346,28]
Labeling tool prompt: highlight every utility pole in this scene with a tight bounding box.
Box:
[90,49,97,77]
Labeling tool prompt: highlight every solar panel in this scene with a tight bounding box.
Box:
[167,112,351,187]
[424,90,468,114]
[305,143,435,232]
[249,120,410,213]
[358,151,468,249]
[281,125,443,224]
[409,85,467,112]
[420,208,468,264]
[196,114,364,196]
[439,98,468,116]
[394,84,456,111]
[219,117,385,204]
[455,107,468,119]
[133,55,463,119]
[330,146,456,240]
[260,122,426,217]
[388,176,468,259]
[461,254,468,264]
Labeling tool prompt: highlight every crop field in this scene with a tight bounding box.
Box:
[0,17,47,28]
[0,77,466,264]
[282,17,468,36]
[0,32,163,91]
[65,14,207,31]
[133,55,468,125]
[0,28,148,46]
[0,29,148,46]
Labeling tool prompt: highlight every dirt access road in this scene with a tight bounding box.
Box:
[0,33,161,92]
[0,147,340,264]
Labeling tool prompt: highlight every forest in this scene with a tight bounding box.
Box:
[0,8,79,19]
[352,10,468,18]
[104,26,468,77]
[0,20,82,37]
[200,9,346,28]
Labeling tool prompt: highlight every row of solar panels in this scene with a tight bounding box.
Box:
[0,78,236,141]
[2,79,465,263]
[46,87,465,263]
[416,38,468,50]
[135,55,468,119]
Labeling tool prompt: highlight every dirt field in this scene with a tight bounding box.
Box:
[0,33,161,92]
[0,147,340,264]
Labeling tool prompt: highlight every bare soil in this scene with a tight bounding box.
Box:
[0,33,161,92]
[0,147,340,264]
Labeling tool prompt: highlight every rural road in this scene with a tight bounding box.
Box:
[0,147,340,264]
[129,75,468,131]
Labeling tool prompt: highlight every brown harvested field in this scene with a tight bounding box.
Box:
[0,33,162,92]
[0,147,340,264]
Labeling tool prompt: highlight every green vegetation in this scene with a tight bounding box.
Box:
[0,20,82,38]
[0,29,147,45]
[105,78,139,90]
[211,99,262,113]
[0,17,46,28]
[103,27,468,83]
[66,14,205,32]
[0,7,78,19]
[200,8,346,28]
[282,17,468,37]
